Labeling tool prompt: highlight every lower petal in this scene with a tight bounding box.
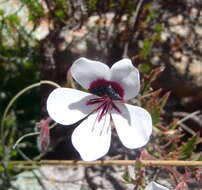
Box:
[112,103,152,149]
[71,112,111,161]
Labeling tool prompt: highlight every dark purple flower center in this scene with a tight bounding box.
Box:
[88,79,124,100]
[86,79,124,121]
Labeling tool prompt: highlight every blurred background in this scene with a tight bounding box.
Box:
[0,0,202,189]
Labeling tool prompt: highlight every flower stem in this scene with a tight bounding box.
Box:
[12,132,40,149]
[0,80,60,148]
[12,122,57,150]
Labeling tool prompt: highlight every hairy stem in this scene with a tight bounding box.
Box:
[1,81,60,138]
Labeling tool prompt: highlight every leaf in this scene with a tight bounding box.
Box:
[122,167,132,183]
[159,91,171,111]
[178,134,200,160]
[139,64,152,73]
[6,14,20,24]
[0,9,4,16]
[55,10,65,18]
[139,40,152,58]
[88,0,98,11]
[154,24,163,33]
[56,0,68,10]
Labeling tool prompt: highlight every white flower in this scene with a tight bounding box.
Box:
[145,182,169,190]
[46,57,152,161]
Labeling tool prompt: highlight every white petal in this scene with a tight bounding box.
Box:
[112,103,152,149]
[70,57,110,89]
[47,88,99,125]
[145,182,169,190]
[110,58,140,100]
[72,112,111,161]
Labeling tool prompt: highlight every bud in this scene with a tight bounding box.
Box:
[38,118,51,153]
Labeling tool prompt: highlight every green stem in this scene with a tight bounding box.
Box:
[13,132,40,149]
[13,122,57,149]
[0,80,60,146]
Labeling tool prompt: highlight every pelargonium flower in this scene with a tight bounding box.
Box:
[46,57,152,161]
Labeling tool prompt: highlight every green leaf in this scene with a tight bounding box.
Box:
[11,150,18,157]
[109,2,118,8]
[178,134,199,160]
[0,166,4,172]
[149,10,157,20]
[55,10,65,18]
[22,0,44,21]
[6,14,20,24]
[7,163,14,170]
[139,40,152,58]
[88,0,98,11]
[159,91,171,110]
[143,40,151,49]
[154,24,163,33]
[0,9,4,16]
[56,0,68,10]
[139,64,152,73]
[0,146,3,158]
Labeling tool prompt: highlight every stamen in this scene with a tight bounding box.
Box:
[91,111,100,132]
[86,97,105,105]
[112,102,121,114]
[99,112,108,136]
[86,92,122,124]
[98,103,107,122]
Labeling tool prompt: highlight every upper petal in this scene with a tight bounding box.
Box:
[110,58,140,100]
[145,182,169,190]
[71,112,111,161]
[70,57,110,89]
[46,88,98,125]
[111,103,152,149]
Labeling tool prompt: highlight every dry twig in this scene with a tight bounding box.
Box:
[3,160,202,168]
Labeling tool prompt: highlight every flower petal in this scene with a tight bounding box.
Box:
[145,182,169,190]
[111,103,152,149]
[70,57,110,89]
[47,88,98,125]
[110,58,140,100]
[71,112,111,161]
